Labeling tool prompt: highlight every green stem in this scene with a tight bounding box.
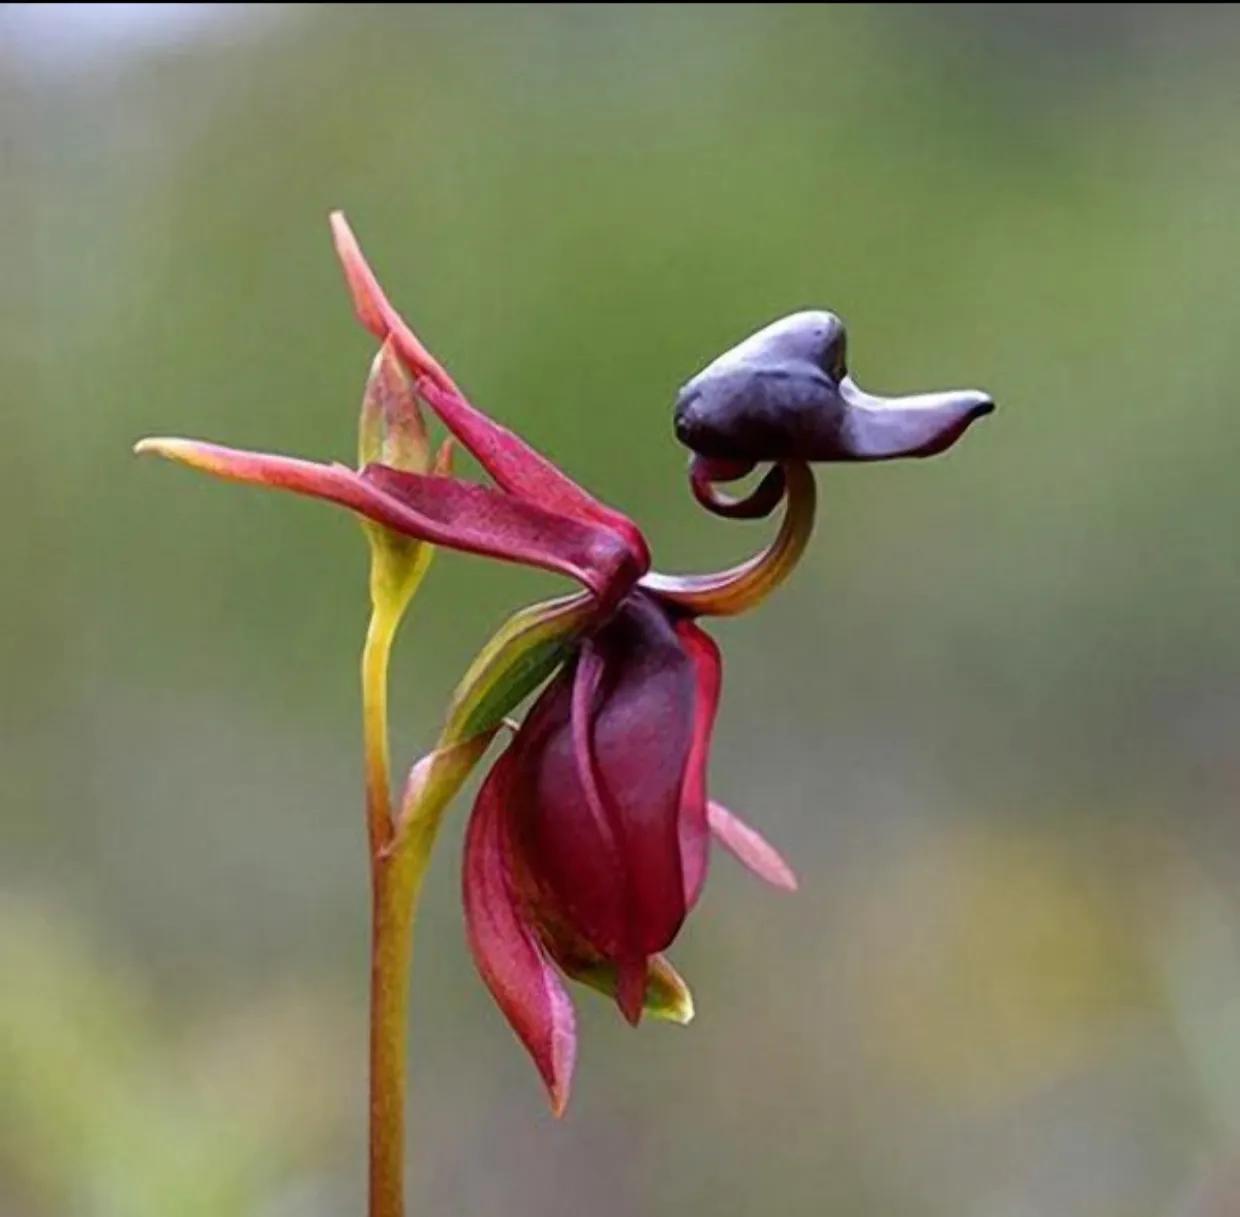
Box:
[362,606,399,858]
[361,585,594,1217]
[368,745,481,1217]
[367,832,429,1217]
[361,547,426,1217]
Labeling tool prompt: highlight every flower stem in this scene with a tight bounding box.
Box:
[360,581,594,1217]
[362,604,400,858]
[368,840,427,1217]
[360,545,427,1217]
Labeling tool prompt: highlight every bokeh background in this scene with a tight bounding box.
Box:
[5,5,1240,1215]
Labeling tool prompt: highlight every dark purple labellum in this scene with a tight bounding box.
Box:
[510,592,698,978]
[674,311,993,463]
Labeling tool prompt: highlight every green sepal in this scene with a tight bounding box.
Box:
[568,955,695,1024]
[388,592,598,852]
[441,593,595,744]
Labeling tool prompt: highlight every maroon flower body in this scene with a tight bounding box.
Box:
[464,589,796,1111]
[463,309,994,1112]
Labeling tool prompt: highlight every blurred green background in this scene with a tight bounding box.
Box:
[5,4,1240,1215]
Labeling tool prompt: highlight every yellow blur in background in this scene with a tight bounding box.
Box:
[4,5,1240,1215]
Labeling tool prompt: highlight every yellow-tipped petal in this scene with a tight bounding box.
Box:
[134,435,231,472]
[567,954,695,1025]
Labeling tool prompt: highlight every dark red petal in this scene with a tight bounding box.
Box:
[463,749,577,1116]
[363,464,639,607]
[515,594,697,973]
[569,642,630,896]
[587,596,697,954]
[330,213,649,567]
[511,667,631,962]
[708,800,798,892]
[674,619,722,910]
[615,957,649,1027]
[136,438,636,600]
[416,379,651,568]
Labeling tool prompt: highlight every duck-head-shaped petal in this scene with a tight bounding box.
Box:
[674,310,993,463]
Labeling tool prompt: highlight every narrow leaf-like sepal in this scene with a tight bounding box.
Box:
[387,734,497,855]
[133,438,637,600]
[463,749,577,1115]
[675,619,722,910]
[441,592,594,744]
[708,800,798,892]
[329,211,650,568]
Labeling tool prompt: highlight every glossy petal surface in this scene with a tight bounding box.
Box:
[511,593,697,977]
[463,750,577,1115]
[674,311,993,463]
[675,619,722,910]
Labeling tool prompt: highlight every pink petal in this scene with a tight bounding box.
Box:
[674,619,722,910]
[707,800,799,892]
[463,750,577,1116]
[134,438,635,601]
[329,212,649,568]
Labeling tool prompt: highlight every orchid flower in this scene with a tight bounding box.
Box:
[135,217,993,1216]
[461,315,993,1112]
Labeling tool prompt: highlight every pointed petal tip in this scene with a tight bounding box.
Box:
[433,435,456,475]
[561,953,696,1025]
[464,752,579,1122]
[329,209,388,339]
[773,867,800,894]
[548,1077,571,1118]
[659,965,695,1025]
[360,336,430,472]
[616,958,647,1027]
[538,1019,577,1119]
[707,800,800,892]
[841,383,995,460]
[133,436,176,457]
[132,436,222,473]
[645,953,697,1027]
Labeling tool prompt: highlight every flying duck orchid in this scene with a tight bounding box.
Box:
[135,217,992,1215]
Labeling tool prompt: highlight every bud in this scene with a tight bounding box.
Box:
[359,337,431,473]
